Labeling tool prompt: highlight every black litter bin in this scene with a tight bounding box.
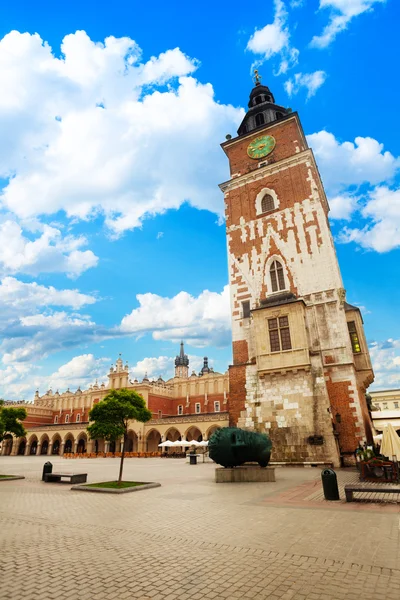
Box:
[42,461,53,481]
[189,454,198,465]
[321,468,340,501]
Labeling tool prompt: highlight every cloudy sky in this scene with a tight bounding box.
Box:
[0,0,398,399]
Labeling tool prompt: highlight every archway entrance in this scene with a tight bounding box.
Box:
[109,440,116,453]
[41,440,49,455]
[64,439,73,453]
[18,440,26,455]
[77,438,86,454]
[30,440,38,455]
[146,430,161,452]
[52,439,60,455]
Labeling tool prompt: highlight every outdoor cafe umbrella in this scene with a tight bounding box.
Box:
[170,439,190,447]
[380,423,400,461]
[197,440,209,447]
[158,440,174,448]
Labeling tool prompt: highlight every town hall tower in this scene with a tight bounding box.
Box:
[220,73,374,466]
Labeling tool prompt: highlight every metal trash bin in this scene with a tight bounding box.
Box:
[321,468,340,500]
[189,454,198,465]
[42,461,53,481]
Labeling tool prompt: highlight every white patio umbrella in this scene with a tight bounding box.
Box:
[158,440,174,448]
[187,439,200,446]
[170,439,188,447]
[373,433,383,443]
[198,440,209,447]
[380,424,400,461]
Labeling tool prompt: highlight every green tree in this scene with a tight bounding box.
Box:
[87,389,152,485]
[0,399,27,443]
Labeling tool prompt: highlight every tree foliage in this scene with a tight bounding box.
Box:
[87,389,152,484]
[0,399,27,442]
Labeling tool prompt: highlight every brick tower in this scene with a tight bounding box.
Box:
[220,73,374,466]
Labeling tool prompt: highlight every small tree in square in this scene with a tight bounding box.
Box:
[87,389,152,485]
[0,399,27,443]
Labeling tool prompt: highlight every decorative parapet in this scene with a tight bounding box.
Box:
[149,412,229,426]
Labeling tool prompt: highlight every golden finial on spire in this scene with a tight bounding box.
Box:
[254,69,262,85]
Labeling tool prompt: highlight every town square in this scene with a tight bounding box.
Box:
[1,0,400,598]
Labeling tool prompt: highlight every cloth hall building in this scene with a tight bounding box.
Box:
[2,75,375,466]
[1,346,229,457]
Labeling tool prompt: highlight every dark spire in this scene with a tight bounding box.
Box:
[199,357,211,376]
[237,70,290,137]
[175,341,189,367]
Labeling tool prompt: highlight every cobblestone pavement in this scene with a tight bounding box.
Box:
[1,457,400,600]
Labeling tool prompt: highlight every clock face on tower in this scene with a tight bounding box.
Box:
[247,135,276,160]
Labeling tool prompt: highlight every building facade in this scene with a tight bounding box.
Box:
[1,346,229,457]
[220,75,374,466]
[369,389,400,435]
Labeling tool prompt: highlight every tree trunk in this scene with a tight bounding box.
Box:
[118,434,126,485]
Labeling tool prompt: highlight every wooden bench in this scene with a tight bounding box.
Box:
[345,483,400,502]
[44,473,87,484]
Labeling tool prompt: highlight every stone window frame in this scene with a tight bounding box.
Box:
[76,413,81,423]
[54,415,58,424]
[214,401,220,413]
[255,187,280,216]
[65,414,70,423]
[195,403,201,414]
[177,405,183,415]
[264,254,290,295]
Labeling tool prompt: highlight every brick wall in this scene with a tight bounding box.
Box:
[228,364,247,426]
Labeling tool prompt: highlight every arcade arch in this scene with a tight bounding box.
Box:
[146,429,161,452]
[185,426,202,442]
[126,430,138,452]
[28,434,38,455]
[17,438,27,455]
[206,425,221,440]
[51,434,62,455]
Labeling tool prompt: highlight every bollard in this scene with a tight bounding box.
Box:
[42,461,53,481]
[189,454,198,465]
[321,468,340,500]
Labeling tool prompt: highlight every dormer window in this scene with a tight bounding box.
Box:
[270,260,285,292]
[261,194,274,213]
[255,113,265,127]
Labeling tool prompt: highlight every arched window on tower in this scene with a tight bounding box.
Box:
[261,194,275,213]
[254,95,263,105]
[270,260,286,293]
[276,111,283,119]
[255,113,265,127]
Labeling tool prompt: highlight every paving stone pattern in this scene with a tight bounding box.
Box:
[1,457,400,600]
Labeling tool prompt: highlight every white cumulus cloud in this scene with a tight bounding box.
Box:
[0,30,243,236]
[0,220,98,278]
[339,186,400,252]
[307,131,399,195]
[284,71,327,99]
[247,0,299,75]
[120,286,231,347]
[311,0,387,48]
[369,339,400,390]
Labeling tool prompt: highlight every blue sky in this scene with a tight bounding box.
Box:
[0,0,399,399]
